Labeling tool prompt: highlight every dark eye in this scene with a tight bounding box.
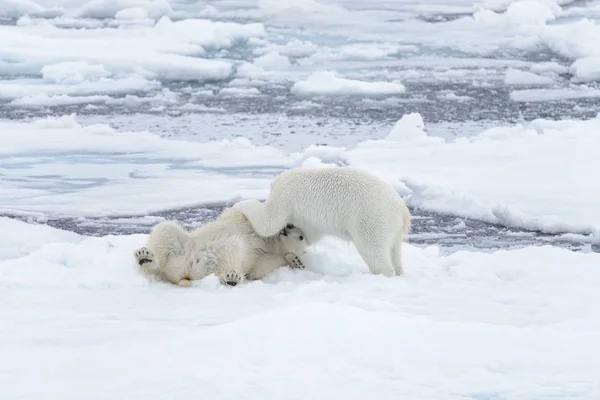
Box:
[299,236,303,241]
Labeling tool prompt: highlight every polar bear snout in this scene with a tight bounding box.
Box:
[278,225,310,256]
[279,224,296,236]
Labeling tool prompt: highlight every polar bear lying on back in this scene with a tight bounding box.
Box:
[233,166,411,277]
[133,207,310,287]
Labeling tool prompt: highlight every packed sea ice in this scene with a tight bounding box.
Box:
[1,111,599,399]
[1,0,600,399]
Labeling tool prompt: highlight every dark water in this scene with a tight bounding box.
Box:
[2,80,599,124]
[6,204,592,254]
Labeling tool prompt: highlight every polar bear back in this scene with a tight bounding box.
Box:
[270,166,408,238]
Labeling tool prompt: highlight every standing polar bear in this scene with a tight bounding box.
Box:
[233,166,411,277]
[133,207,310,287]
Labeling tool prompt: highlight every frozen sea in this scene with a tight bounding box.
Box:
[1,0,600,399]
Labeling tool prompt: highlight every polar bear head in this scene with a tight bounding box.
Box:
[278,224,311,255]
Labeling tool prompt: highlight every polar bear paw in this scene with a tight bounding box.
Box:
[285,253,305,270]
[134,247,154,266]
[221,270,243,287]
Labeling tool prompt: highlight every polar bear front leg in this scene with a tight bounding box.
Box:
[284,253,305,270]
[245,253,285,281]
[233,198,288,238]
[245,253,305,281]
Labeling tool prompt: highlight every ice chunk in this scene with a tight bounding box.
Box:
[343,113,600,234]
[291,71,405,96]
[41,62,112,85]
[0,18,256,83]
[504,68,555,86]
[236,62,275,80]
[74,0,172,20]
[253,51,291,70]
[509,88,600,102]
[0,0,64,18]
[179,103,226,113]
[0,75,161,101]
[592,227,600,246]
[570,56,600,82]
[218,87,261,96]
[10,93,111,106]
[529,61,569,76]
[114,7,149,20]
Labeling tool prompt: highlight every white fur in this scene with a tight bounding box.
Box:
[133,207,310,287]
[233,166,411,277]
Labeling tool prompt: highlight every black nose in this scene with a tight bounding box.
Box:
[286,223,294,229]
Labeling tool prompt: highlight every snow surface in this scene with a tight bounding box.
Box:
[1,217,599,399]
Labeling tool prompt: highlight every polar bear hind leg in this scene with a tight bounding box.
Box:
[135,220,191,286]
[391,202,411,275]
[390,233,405,276]
[350,219,396,277]
[354,238,395,277]
[134,247,160,274]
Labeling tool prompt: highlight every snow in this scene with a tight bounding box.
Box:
[291,71,406,96]
[1,217,599,399]
[0,217,82,260]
